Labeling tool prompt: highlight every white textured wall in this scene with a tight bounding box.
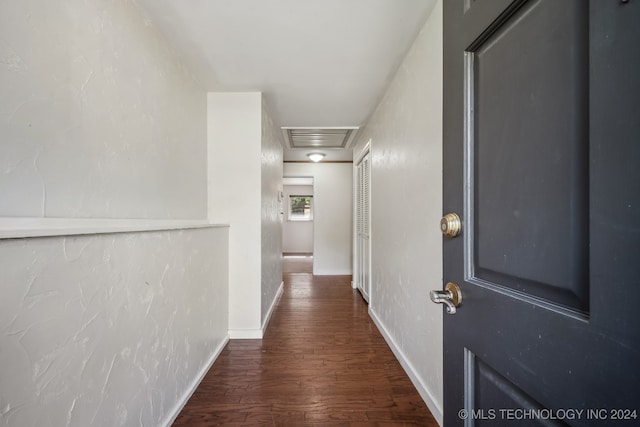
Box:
[208,92,262,337]
[0,226,229,427]
[283,163,352,275]
[209,92,284,337]
[260,101,284,328]
[283,185,314,253]
[0,0,207,219]
[352,0,443,423]
[0,2,228,427]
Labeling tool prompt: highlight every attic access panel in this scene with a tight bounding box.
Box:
[282,127,359,149]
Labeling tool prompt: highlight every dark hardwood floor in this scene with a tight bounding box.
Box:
[173,256,438,426]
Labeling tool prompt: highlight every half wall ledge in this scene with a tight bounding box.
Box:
[0,217,229,239]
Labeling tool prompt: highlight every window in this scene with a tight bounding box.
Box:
[288,195,313,221]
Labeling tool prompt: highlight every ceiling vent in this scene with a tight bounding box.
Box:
[281,127,359,150]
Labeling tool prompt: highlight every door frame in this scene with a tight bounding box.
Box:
[353,140,372,302]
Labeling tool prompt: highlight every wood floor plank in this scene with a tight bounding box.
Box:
[173,258,438,426]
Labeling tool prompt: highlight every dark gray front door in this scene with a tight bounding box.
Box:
[442,1,640,425]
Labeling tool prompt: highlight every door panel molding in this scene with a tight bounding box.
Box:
[464,348,568,427]
[462,0,589,316]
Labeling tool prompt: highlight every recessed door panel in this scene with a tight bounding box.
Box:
[466,350,568,426]
[467,0,588,313]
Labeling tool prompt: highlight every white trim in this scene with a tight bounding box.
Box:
[313,268,353,276]
[354,138,372,164]
[353,140,372,303]
[228,329,263,339]
[280,126,360,150]
[162,334,230,427]
[369,307,444,426]
[262,281,284,332]
[229,282,284,340]
[344,127,360,149]
[0,217,227,239]
[353,157,359,292]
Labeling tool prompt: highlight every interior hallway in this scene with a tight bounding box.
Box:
[173,256,438,425]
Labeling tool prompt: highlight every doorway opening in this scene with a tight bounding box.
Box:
[283,176,315,272]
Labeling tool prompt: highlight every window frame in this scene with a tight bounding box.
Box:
[287,195,314,221]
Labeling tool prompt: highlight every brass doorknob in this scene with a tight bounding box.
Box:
[430,282,463,314]
[440,213,461,237]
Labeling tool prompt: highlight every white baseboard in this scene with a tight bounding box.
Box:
[163,334,230,427]
[369,308,443,426]
[229,281,284,340]
[228,328,263,339]
[313,269,353,275]
[261,281,284,333]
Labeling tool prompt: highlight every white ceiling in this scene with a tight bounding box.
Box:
[134,0,435,161]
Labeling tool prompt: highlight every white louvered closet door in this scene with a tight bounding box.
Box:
[356,152,370,302]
